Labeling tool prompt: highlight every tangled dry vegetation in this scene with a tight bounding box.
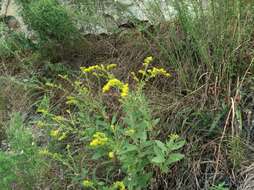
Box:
[0,0,254,189]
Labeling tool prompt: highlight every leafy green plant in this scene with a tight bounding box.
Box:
[16,0,79,42]
[112,92,185,190]
[0,23,32,58]
[36,57,185,189]
[0,113,46,189]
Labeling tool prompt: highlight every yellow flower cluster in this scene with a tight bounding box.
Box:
[90,132,108,147]
[113,181,126,190]
[102,78,129,98]
[37,108,48,115]
[82,180,93,187]
[125,129,135,136]
[81,65,101,73]
[74,80,82,87]
[36,121,46,128]
[143,56,153,67]
[50,129,67,141]
[45,82,59,88]
[138,56,171,82]
[81,64,117,73]
[39,148,50,156]
[106,64,117,70]
[102,79,121,92]
[121,83,129,97]
[169,133,180,141]
[50,129,60,138]
[52,115,65,122]
[147,67,171,78]
[108,151,115,159]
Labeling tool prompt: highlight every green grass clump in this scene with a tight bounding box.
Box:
[0,113,46,189]
[0,23,32,58]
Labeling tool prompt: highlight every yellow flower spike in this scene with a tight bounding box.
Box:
[102,78,129,98]
[90,139,99,146]
[125,129,135,136]
[50,129,60,138]
[36,121,45,128]
[39,148,50,156]
[102,79,122,93]
[148,67,171,78]
[45,82,58,88]
[102,83,111,93]
[37,108,48,115]
[90,132,108,147]
[143,56,153,66]
[106,64,117,70]
[138,70,146,76]
[108,151,115,159]
[78,87,88,94]
[82,180,93,187]
[80,65,101,73]
[100,64,105,70]
[52,116,65,122]
[169,133,180,141]
[113,181,126,190]
[52,153,61,159]
[74,80,82,87]
[121,84,129,98]
[93,132,107,139]
[58,132,67,141]
[131,72,139,82]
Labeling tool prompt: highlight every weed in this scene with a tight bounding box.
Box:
[227,136,245,169]
[0,113,46,189]
[35,58,185,189]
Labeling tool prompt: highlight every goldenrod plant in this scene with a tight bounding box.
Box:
[35,57,185,189]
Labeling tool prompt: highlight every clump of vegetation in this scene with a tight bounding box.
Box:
[16,0,78,42]
[0,113,45,189]
[35,57,185,189]
[0,23,32,58]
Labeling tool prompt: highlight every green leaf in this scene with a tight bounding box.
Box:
[119,144,138,154]
[167,140,186,151]
[153,118,160,126]
[91,151,104,160]
[166,153,184,165]
[151,155,165,164]
[236,107,243,131]
[155,140,167,152]
[111,114,117,125]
